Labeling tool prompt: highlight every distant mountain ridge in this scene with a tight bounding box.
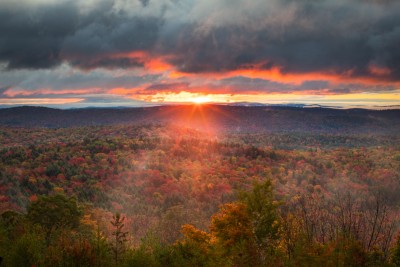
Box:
[0,105,399,135]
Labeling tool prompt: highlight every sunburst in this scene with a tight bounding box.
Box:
[191,96,211,104]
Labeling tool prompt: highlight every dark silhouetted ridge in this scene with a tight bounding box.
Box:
[0,105,399,135]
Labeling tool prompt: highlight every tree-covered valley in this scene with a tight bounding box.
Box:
[0,106,399,266]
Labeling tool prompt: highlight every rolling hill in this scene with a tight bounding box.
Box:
[0,105,399,135]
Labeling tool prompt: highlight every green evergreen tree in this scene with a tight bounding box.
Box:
[239,179,281,263]
[110,213,128,265]
[27,194,82,242]
[27,194,82,230]
[392,234,400,266]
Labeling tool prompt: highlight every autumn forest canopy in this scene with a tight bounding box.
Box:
[0,105,399,266]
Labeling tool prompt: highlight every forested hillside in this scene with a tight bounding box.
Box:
[0,124,399,266]
[1,105,399,135]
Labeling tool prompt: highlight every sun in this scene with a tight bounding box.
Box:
[191,96,211,104]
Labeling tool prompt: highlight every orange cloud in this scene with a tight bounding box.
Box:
[368,64,392,77]
[111,51,175,74]
[108,51,400,89]
[171,65,400,87]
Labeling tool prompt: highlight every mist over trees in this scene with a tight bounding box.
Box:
[0,123,399,266]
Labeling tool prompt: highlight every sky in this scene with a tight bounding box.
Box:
[1,0,400,108]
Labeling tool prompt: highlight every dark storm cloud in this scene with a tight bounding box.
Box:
[62,16,161,62]
[0,0,162,70]
[69,57,144,70]
[0,2,79,69]
[156,0,400,82]
[1,0,400,82]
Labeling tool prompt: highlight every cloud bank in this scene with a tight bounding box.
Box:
[1,0,400,106]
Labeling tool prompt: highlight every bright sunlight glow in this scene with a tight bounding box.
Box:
[191,96,211,104]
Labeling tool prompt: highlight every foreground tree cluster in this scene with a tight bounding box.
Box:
[1,181,400,266]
